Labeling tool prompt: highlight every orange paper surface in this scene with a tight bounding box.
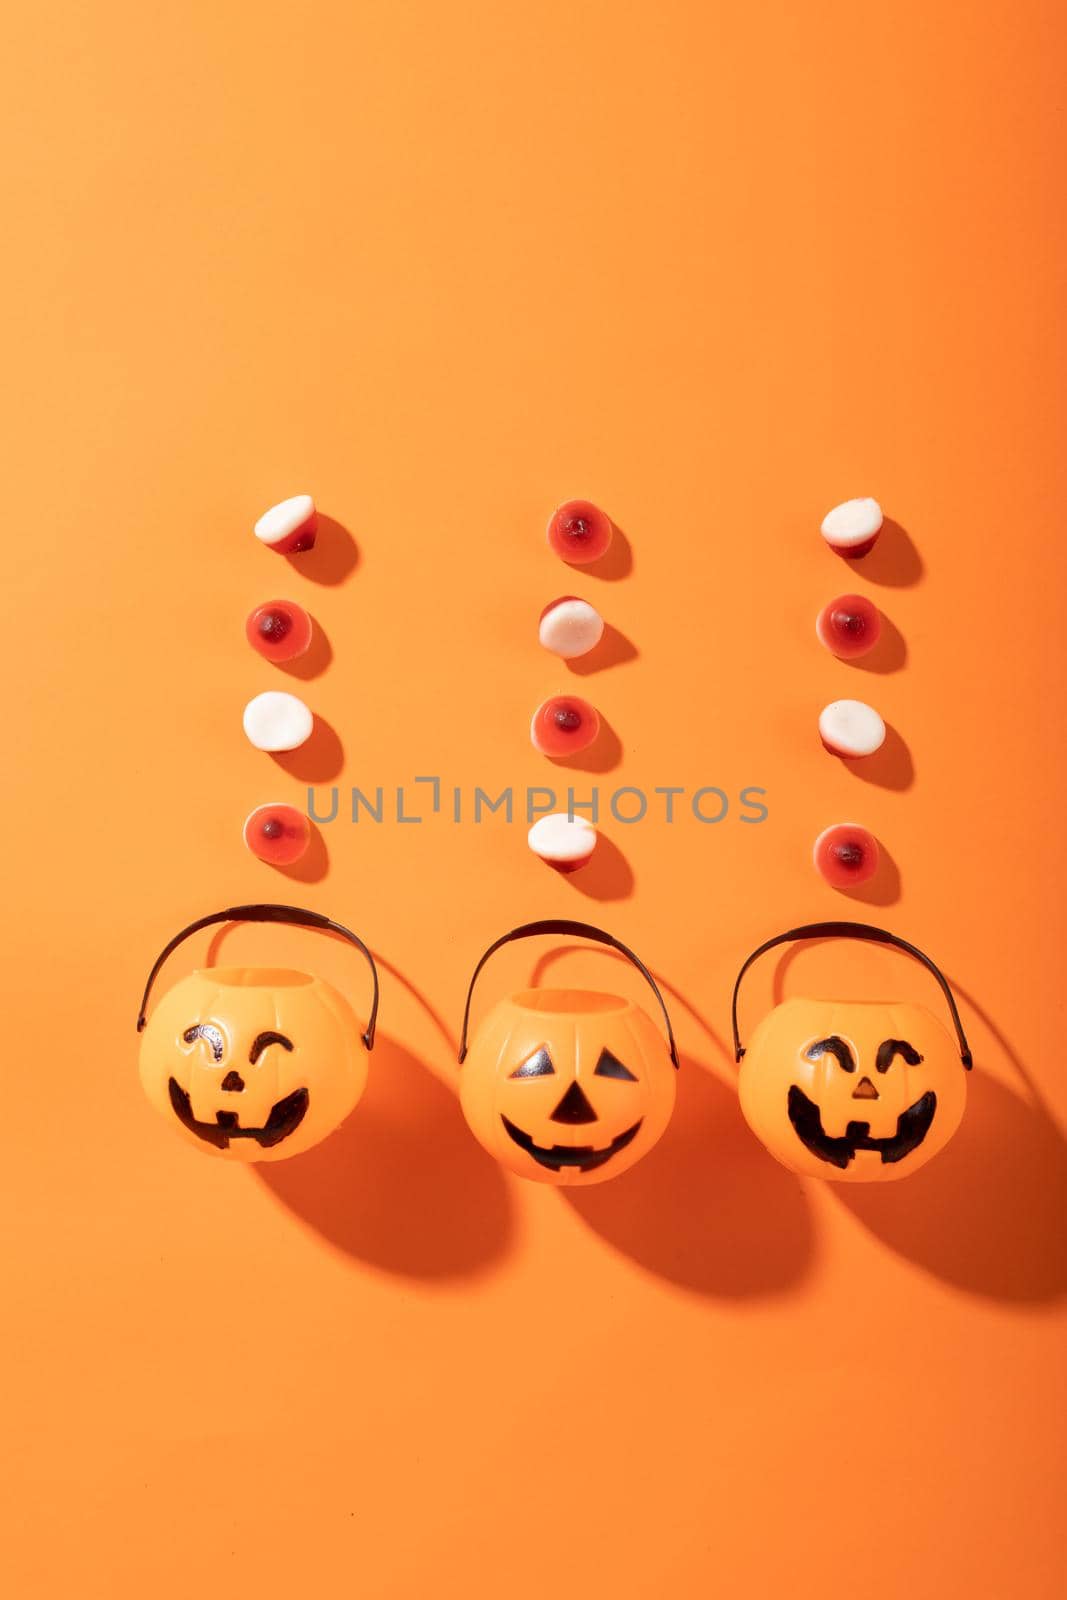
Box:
[3,3,1065,1596]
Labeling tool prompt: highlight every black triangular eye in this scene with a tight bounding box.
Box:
[594,1048,638,1081]
[509,1046,555,1079]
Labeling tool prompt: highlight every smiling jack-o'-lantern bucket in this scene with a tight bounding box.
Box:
[136,903,379,1162]
[732,921,972,1183]
[458,919,679,1186]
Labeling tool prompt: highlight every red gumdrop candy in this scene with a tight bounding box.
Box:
[246,600,313,663]
[814,823,880,888]
[546,500,613,565]
[816,594,882,660]
[244,804,311,865]
[530,695,601,757]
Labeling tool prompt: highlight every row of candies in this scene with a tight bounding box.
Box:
[811,496,890,889]
[530,501,620,870]
[240,494,322,864]
[237,492,893,886]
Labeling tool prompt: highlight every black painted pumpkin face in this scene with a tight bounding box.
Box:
[459,989,677,1186]
[738,998,967,1183]
[139,967,368,1163]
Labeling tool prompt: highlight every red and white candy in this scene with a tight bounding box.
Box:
[254,494,318,555]
[820,497,883,559]
[244,804,311,865]
[538,596,605,659]
[814,823,880,888]
[530,694,600,757]
[243,691,314,752]
[819,699,886,759]
[528,813,598,873]
[816,593,881,659]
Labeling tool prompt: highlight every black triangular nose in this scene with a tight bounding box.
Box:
[550,1081,598,1124]
[852,1076,879,1101]
[221,1071,245,1093]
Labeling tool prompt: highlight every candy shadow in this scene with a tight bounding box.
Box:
[271,715,344,783]
[278,618,333,681]
[835,840,902,908]
[274,822,329,884]
[567,522,633,581]
[845,611,907,674]
[840,518,923,587]
[565,624,639,676]
[838,723,914,792]
[546,715,624,775]
[286,514,360,586]
[259,1034,514,1279]
[558,832,634,902]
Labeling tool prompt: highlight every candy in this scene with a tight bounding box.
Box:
[814,823,880,888]
[816,592,882,659]
[819,699,886,759]
[254,494,318,554]
[245,599,313,663]
[243,804,311,865]
[528,813,598,873]
[546,500,613,565]
[820,497,883,559]
[242,691,314,752]
[538,596,605,660]
[530,694,601,757]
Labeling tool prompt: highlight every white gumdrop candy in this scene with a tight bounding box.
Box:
[819,698,886,759]
[528,813,598,873]
[539,596,605,659]
[820,497,883,553]
[254,494,317,552]
[243,691,314,752]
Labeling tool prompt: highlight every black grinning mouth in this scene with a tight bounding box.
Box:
[168,1077,309,1151]
[501,1115,643,1174]
[787,1085,937,1169]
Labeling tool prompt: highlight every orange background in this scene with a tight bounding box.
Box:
[3,3,1066,1596]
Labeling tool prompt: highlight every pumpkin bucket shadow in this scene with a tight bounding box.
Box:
[564,1053,816,1298]
[835,1067,1067,1302]
[258,1034,514,1279]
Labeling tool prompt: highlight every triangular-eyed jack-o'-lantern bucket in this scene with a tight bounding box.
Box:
[732,920,972,1183]
[136,903,379,1163]
[458,918,679,1187]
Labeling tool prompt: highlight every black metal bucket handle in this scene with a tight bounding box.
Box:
[458,918,678,1067]
[731,920,971,1068]
[136,903,379,1050]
